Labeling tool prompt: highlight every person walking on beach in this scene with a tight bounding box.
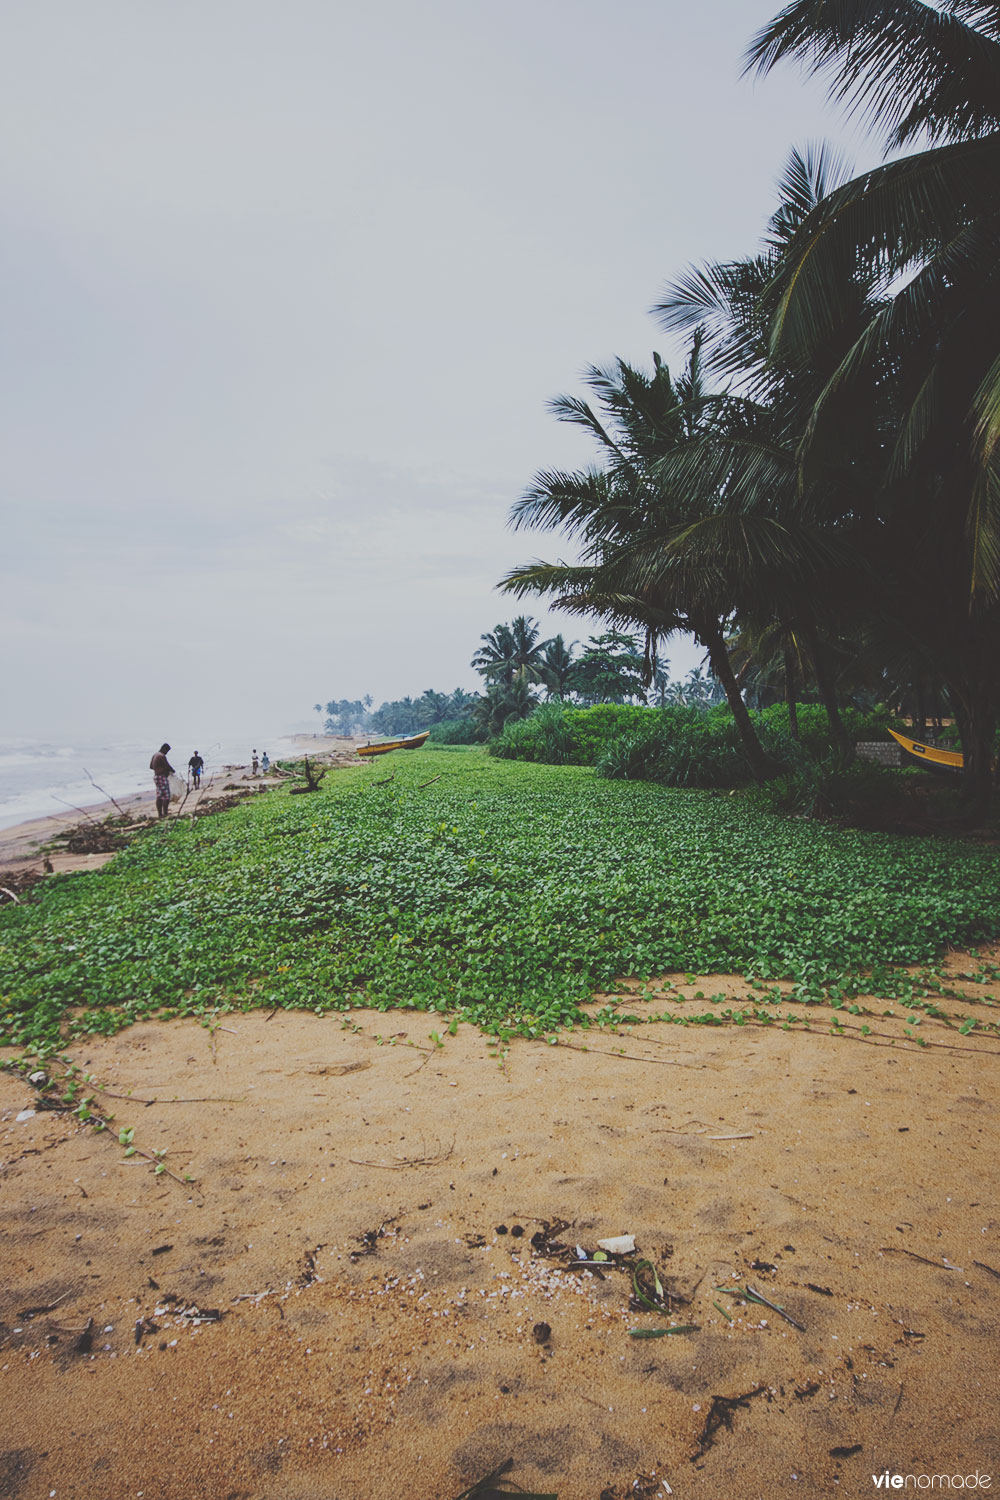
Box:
[150,743,176,819]
[252,748,259,775]
[188,750,204,788]
[261,750,270,773]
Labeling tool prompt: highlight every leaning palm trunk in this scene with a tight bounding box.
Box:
[698,617,775,782]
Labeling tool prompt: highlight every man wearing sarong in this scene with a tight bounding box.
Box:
[150,743,176,819]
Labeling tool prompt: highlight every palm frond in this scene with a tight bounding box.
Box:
[766,142,856,248]
[973,349,1000,466]
[547,395,631,467]
[653,432,799,520]
[510,469,616,537]
[623,515,848,601]
[654,257,776,383]
[788,214,1000,483]
[768,136,1000,360]
[945,3,1000,42]
[968,458,1000,600]
[746,0,1000,148]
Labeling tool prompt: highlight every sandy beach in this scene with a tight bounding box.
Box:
[3,750,999,1496]
[0,736,360,887]
[2,964,999,1499]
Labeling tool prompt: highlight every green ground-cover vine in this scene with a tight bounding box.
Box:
[2,751,999,1050]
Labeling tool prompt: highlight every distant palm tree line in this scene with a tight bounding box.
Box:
[501,2,1000,816]
[313,617,726,737]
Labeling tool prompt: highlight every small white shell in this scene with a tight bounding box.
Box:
[596,1234,636,1254]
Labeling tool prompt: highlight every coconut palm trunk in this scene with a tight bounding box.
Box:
[698,617,775,781]
[802,628,853,759]
[948,672,998,823]
[783,642,800,741]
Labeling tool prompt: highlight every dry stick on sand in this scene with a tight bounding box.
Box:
[403,1049,435,1078]
[349,1138,455,1170]
[0,886,20,905]
[879,1245,961,1270]
[17,1291,71,1318]
[551,1039,690,1068]
[95,1089,245,1105]
[610,1015,1000,1057]
[974,1260,1000,1281]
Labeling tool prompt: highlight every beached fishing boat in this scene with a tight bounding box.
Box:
[888,728,963,774]
[356,731,430,758]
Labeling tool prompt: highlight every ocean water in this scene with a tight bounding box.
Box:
[0,729,306,831]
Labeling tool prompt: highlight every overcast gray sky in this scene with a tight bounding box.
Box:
[1,0,878,740]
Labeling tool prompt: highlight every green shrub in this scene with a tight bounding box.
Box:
[490,702,666,765]
[489,702,580,763]
[757,702,895,752]
[489,698,903,794]
[596,708,751,787]
[745,742,900,817]
[562,704,662,762]
[429,718,483,745]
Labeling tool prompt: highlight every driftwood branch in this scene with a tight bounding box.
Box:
[51,793,100,824]
[289,756,328,794]
[82,767,131,819]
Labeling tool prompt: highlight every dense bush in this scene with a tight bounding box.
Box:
[757,702,895,753]
[745,744,887,816]
[563,704,663,762]
[491,699,900,792]
[596,709,750,787]
[487,702,579,763]
[493,701,759,785]
[428,718,483,745]
[490,703,666,765]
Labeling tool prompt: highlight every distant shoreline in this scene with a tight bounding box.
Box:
[0,734,358,878]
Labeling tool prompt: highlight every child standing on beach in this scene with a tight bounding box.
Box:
[252,749,259,775]
[150,743,175,819]
[188,751,204,788]
[261,750,270,773]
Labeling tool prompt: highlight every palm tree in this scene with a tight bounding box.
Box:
[502,344,779,779]
[414,690,452,726]
[655,144,893,758]
[471,669,538,737]
[538,634,576,698]
[472,617,546,686]
[447,687,479,717]
[748,0,1000,811]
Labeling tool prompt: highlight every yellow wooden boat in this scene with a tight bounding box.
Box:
[888,728,963,772]
[356,730,430,758]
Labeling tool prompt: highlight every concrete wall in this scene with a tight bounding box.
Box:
[855,740,902,767]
